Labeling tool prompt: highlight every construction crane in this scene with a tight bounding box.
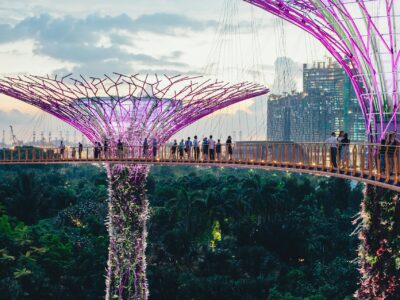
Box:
[9,125,22,146]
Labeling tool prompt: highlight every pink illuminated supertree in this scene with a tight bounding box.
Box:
[244,0,400,298]
[0,73,268,299]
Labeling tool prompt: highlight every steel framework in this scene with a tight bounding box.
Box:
[0,74,268,145]
[245,0,400,141]
[0,73,268,300]
[244,1,400,298]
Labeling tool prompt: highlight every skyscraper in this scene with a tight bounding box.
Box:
[268,58,365,142]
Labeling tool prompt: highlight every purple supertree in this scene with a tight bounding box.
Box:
[244,0,400,298]
[0,73,268,299]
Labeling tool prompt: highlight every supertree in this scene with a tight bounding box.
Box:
[243,0,400,298]
[0,73,268,299]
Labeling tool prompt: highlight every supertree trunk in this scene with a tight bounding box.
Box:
[105,164,149,300]
[357,185,400,299]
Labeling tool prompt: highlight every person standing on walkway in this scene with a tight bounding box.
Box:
[209,135,215,160]
[103,139,109,159]
[171,139,178,160]
[94,142,99,159]
[117,139,123,159]
[71,147,76,160]
[216,139,222,160]
[185,137,192,159]
[325,132,338,168]
[97,142,103,159]
[59,141,65,159]
[341,133,350,167]
[226,136,233,160]
[193,135,200,160]
[143,138,149,157]
[202,137,209,160]
[179,139,185,160]
[152,138,158,158]
[78,142,83,159]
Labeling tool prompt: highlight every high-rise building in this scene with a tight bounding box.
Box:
[267,58,365,142]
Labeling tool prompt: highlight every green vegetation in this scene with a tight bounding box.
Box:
[0,165,363,299]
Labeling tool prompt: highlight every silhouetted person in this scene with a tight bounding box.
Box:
[117,139,123,158]
[202,137,209,160]
[94,142,99,159]
[341,133,350,166]
[193,135,200,160]
[152,138,158,158]
[185,137,192,159]
[171,139,177,160]
[325,132,337,168]
[103,140,109,158]
[59,141,65,159]
[143,138,149,157]
[209,135,215,160]
[78,142,83,159]
[216,139,222,160]
[226,136,233,160]
[179,139,185,160]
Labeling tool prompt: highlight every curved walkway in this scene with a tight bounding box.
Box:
[1,142,400,192]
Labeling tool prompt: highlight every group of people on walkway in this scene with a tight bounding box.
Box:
[170,135,233,161]
[325,131,351,168]
[59,135,234,161]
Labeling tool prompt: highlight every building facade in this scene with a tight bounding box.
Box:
[267,58,365,142]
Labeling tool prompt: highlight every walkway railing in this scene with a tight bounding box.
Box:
[1,142,400,191]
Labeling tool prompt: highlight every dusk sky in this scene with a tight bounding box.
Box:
[0,0,327,144]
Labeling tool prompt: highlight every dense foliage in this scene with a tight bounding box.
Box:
[0,165,363,299]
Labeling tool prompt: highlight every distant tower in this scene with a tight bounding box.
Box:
[48,132,52,144]
[32,131,36,144]
[2,129,5,146]
[40,131,44,146]
[271,57,298,95]
[239,130,243,141]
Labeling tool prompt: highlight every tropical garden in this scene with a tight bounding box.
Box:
[0,164,363,299]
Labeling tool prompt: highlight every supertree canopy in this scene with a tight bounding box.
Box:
[0,73,268,145]
[0,73,268,300]
[244,1,400,298]
[245,0,400,141]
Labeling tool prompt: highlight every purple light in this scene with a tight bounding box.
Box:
[245,0,400,141]
[0,73,268,299]
[106,164,149,300]
[0,74,269,144]
[244,1,400,298]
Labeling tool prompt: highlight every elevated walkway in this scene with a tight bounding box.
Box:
[1,142,400,192]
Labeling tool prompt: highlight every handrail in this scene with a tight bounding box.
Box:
[1,142,400,191]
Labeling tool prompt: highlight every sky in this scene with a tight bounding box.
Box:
[0,0,328,145]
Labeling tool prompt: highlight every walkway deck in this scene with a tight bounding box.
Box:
[1,142,400,192]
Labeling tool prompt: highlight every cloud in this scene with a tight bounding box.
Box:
[0,13,213,76]
[0,109,35,129]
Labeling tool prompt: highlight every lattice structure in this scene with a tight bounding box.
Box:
[0,74,268,145]
[245,0,400,141]
[0,73,268,300]
[106,164,149,300]
[244,1,400,298]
